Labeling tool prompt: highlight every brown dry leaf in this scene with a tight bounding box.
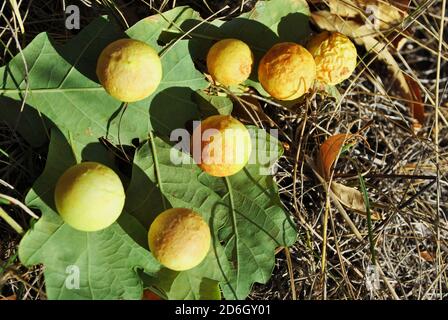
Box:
[404,74,425,128]
[318,133,358,179]
[387,29,411,51]
[419,251,434,262]
[311,10,425,127]
[367,1,406,29]
[327,0,409,29]
[327,0,359,18]
[331,182,382,220]
[142,290,162,300]
[307,156,363,239]
[0,294,16,300]
[318,0,410,49]
[317,134,383,220]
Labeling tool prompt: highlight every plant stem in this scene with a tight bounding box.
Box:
[358,174,376,264]
[0,207,24,235]
[223,176,239,300]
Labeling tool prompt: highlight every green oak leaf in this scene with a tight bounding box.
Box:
[125,128,296,300]
[239,0,311,44]
[204,127,296,299]
[148,1,310,98]
[125,134,233,300]
[18,129,161,300]
[193,90,233,117]
[4,3,300,300]
[126,6,202,48]
[0,15,207,158]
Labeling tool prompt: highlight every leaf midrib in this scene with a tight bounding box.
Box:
[223,177,239,297]
[148,132,167,210]
[0,77,203,95]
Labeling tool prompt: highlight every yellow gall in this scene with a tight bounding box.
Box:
[148,208,211,271]
[206,39,254,86]
[54,162,125,232]
[192,115,252,177]
[96,39,162,102]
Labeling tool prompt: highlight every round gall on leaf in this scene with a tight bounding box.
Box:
[206,39,254,86]
[192,115,252,177]
[96,39,162,102]
[54,162,125,232]
[307,31,357,85]
[148,208,211,271]
[258,42,316,100]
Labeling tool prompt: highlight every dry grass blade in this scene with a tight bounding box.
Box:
[0,207,24,235]
[433,0,446,300]
[0,194,39,220]
[8,0,25,34]
[284,247,297,300]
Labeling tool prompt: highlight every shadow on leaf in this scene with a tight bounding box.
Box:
[0,96,50,148]
[277,12,311,44]
[53,16,126,84]
[149,86,200,138]
[125,156,171,230]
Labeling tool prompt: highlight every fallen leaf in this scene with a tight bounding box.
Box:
[327,0,359,18]
[387,30,411,51]
[367,2,404,29]
[0,294,16,300]
[317,134,383,220]
[404,74,425,129]
[331,182,382,220]
[419,251,434,262]
[327,0,411,54]
[327,0,409,29]
[318,133,358,179]
[310,10,424,127]
[142,290,163,300]
[308,158,363,240]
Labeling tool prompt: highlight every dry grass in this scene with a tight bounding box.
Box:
[0,0,447,300]
[249,0,448,300]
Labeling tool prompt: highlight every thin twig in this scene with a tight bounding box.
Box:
[0,193,39,219]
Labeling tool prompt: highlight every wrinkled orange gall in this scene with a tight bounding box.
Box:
[258,42,316,100]
[307,31,357,85]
